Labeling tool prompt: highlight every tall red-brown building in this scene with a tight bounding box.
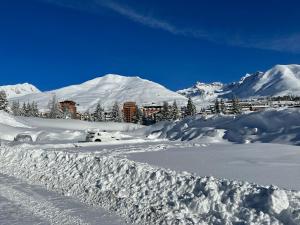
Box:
[123,102,137,123]
[59,100,77,119]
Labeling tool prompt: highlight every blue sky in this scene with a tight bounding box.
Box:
[1,0,300,91]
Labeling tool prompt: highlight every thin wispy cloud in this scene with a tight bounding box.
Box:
[39,0,300,53]
[97,1,210,39]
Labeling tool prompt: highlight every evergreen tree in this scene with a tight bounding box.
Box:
[0,91,9,112]
[11,100,21,116]
[31,101,39,117]
[94,102,104,121]
[232,97,242,114]
[26,102,32,117]
[132,105,143,124]
[220,99,226,114]
[48,95,61,118]
[111,102,122,122]
[185,97,196,116]
[21,102,27,116]
[214,99,220,114]
[171,101,180,120]
[84,110,92,121]
[161,101,171,121]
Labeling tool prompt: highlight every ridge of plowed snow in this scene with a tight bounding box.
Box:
[12,74,187,112]
[0,145,299,225]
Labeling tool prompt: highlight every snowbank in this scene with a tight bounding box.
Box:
[137,108,300,145]
[0,145,299,225]
[0,111,142,142]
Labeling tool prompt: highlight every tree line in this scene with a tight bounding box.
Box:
[0,90,199,123]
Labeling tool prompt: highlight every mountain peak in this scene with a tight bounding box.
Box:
[13,74,187,112]
[0,83,40,98]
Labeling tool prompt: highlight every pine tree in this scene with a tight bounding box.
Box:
[0,91,9,112]
[171,101,180,120]
[161,101,171,121]
[220,99,226,114]
[214,99,220,114]
[111,102,122,122]
[21,102,27,116]
[48,95,61,118]
[132,105,143,124]
[11,100,21,116]
[185,97,196,116]
[26,102,32,117]
[31,101,39,117]
[94,102,104,122]
[232,97,242,114]
[83,110,92,121]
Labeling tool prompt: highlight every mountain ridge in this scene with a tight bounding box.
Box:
[11,74,187,112]
[0,83,41,98]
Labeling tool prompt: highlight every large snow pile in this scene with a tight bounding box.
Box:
[0,83,40,98]
[12,74,187,112]
[0,145,299,225]
[137,108,300,145]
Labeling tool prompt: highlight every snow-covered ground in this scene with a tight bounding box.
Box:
[0,173,126,225]
[128,142,300,191]
[0,110,300,224]
[0,111,143,143]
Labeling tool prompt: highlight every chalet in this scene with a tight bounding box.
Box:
[142,104,163,119]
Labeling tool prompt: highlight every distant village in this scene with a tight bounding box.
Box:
[1,90,300,125]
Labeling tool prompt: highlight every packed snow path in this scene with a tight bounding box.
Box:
[0,143,300,225]
[0,173,127,225]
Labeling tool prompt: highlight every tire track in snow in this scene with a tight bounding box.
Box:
[0,183,90,225]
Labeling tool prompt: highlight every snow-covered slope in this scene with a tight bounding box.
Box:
[177,82,224,107]
[225,64,300,98]
[13,74,187,112]
[178,64,300,102]
[0,83,40,98]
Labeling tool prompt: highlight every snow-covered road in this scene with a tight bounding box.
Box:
[0,173,127,225]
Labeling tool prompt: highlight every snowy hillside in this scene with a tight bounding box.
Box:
[12,74,187,112]
[178,64,300,103]
[177,82,224,107]
[225,64,300,98]
[0,83,40,98]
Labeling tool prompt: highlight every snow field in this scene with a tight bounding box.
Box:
[0,145,299,225]
[0,111,143,142]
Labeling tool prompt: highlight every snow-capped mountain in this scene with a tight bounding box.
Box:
[177,82,224,107]
[224,64,300,98]
[178,64,300,102]
[0,83,40,98]
[177,82,224,99]
[12,74,187,112]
